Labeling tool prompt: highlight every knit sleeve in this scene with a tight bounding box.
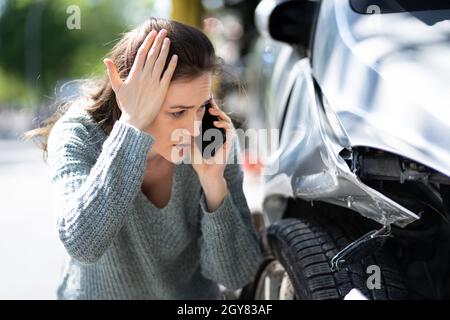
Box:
[198,136,263,290]
[47,118,154,265]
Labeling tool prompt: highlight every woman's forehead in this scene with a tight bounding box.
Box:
[165,73,212,106]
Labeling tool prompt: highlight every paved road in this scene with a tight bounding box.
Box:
[0,139,65,299]
[0,138,264,299]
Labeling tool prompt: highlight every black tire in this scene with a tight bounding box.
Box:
[249,213,408,300]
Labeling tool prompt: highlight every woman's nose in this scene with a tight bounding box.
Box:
[182,114,202,137]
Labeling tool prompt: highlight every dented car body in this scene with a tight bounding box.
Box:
[254,0,450,228]
[245,0,450,299]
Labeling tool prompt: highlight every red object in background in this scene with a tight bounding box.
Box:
[241,150,263,175]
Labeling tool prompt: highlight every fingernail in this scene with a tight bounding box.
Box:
[150,30,157,36]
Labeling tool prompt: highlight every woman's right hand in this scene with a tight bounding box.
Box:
[103,29,178,131]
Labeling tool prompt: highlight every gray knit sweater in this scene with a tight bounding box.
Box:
[47,102,263,300]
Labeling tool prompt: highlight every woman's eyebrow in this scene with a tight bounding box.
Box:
[169,98,211,109]
[169,105,194,110]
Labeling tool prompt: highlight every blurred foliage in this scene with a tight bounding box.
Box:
[0,66,37,103]
[0,0,157,110]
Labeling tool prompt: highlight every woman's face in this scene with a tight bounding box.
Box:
[146,72,211,163]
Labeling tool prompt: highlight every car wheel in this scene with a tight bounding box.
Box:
[251,217,408,300]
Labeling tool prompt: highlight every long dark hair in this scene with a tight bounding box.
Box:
[21,17,223,161]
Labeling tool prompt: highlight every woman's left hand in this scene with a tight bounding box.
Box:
[189,97,234,211]
[190,97,234,179]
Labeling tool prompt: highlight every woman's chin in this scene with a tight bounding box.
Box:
[165,146,188,164]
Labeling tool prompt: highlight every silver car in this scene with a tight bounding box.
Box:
[243,0,450,300]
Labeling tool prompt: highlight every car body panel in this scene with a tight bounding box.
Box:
[256,0,450,227]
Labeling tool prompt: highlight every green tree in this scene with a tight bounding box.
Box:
[0,0,131,109]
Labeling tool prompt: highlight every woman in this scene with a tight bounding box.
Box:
[24,17,263,299]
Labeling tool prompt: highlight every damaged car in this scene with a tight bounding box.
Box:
[242,0,450,300]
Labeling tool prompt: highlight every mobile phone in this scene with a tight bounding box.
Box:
[196,101,227,159]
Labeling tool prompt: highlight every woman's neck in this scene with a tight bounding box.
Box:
[147,148,161,162]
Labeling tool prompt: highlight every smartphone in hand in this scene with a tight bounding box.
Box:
[195,100,227,159]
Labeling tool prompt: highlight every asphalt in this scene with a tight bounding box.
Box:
[0,138,65,299]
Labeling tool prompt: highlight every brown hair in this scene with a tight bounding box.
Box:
[21,17,223,161]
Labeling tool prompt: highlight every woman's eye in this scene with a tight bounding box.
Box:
[171,110,185,118]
